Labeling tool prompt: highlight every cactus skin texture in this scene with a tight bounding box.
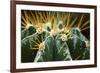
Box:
[21,27,90,62]
[21,26,36,40]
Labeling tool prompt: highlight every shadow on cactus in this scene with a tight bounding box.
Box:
[21,10,90,63]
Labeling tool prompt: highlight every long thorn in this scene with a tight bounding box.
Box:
[78,15,84,28]
[81,20,90,29]
[81,26,90,31]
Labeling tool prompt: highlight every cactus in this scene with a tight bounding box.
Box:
[21,26,36,40]
[21,10,90,62]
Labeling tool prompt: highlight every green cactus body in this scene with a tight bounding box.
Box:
[21,26,36,40]
[67,28,90,60]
